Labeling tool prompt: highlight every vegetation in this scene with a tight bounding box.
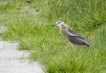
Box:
[0,0,106,73]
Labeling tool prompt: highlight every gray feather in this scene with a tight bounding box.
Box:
[68,28,91,47]
[68,28,85,39]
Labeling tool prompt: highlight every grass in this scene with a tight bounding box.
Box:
[0,0,106,73]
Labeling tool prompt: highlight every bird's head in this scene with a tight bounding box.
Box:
[53,20,66,28]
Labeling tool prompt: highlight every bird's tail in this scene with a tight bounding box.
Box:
[84,40,91,47]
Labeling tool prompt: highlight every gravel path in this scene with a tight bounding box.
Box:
[0,26,44,73]
[0,41,44,73]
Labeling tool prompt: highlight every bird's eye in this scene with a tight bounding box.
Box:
[58,22,61,24]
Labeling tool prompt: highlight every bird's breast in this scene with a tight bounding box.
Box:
[60,28,68,40]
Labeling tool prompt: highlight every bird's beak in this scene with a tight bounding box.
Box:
[52,23,57,26]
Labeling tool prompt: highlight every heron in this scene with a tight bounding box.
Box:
[53,20,91,48]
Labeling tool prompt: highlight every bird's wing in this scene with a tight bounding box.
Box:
[68,32,78,37]
[68,28,85,39]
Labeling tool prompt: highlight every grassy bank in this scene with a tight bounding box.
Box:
[0,0,106,73]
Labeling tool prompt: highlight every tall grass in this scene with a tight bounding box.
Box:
[0,0,106,73]
[44,0,106,31]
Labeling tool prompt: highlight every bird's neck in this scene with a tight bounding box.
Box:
[60,24,69,39]
[60,24,68,33]
[61,24,67,29]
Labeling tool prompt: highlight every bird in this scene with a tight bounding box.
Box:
[53,20,91,48]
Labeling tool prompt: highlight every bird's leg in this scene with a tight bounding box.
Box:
[71,44,76,51]
[77,46,80,50]
[72,44,80,51]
